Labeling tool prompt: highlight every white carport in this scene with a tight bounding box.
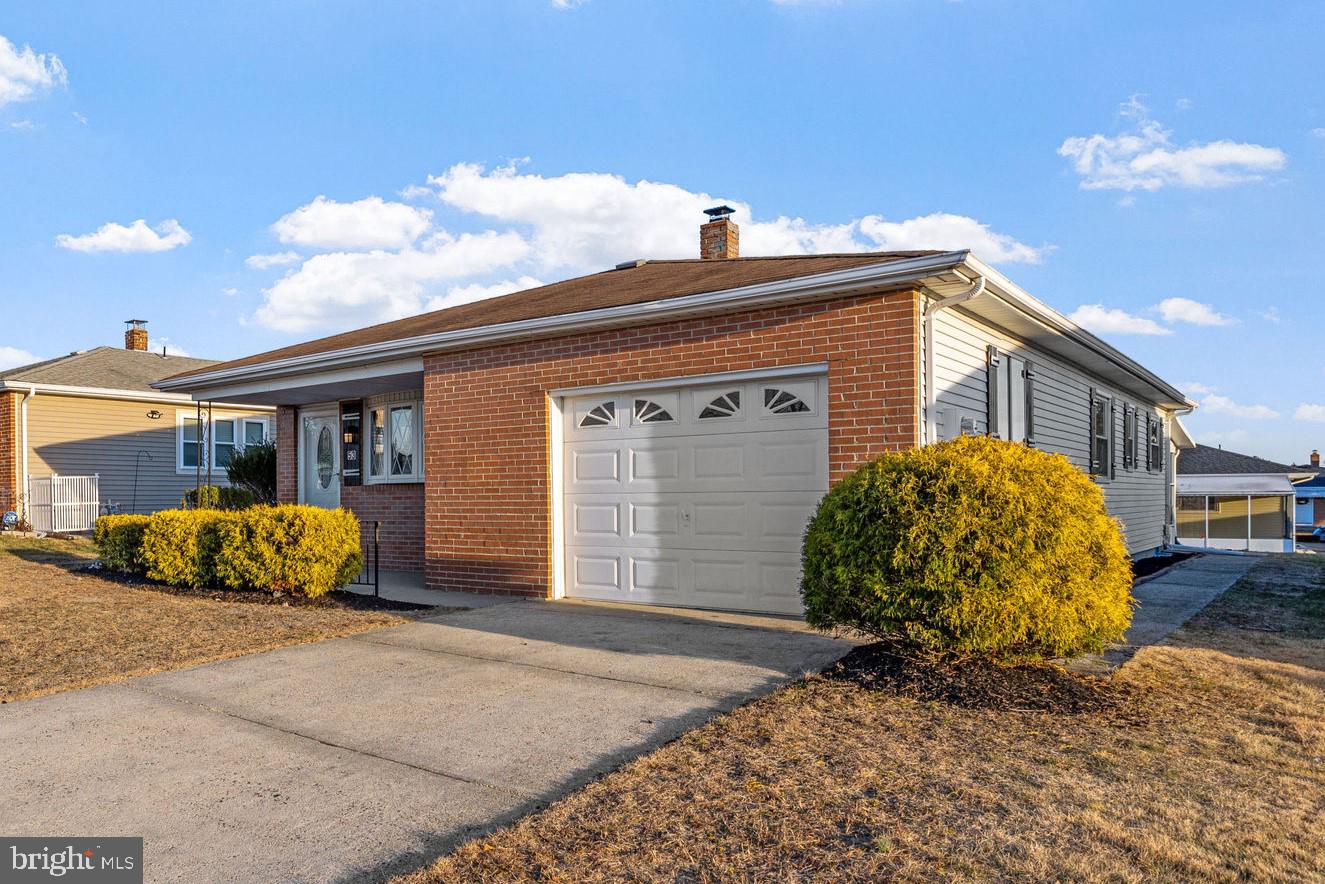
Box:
[1176,474,1295,553]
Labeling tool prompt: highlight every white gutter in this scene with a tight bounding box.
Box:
[156,251,972,393]
[19,385,34,521]
[922,274,986,443]
[0,380,274,411]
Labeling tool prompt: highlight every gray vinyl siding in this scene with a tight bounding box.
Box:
[928,307,1171,556]
[24,394,272,516]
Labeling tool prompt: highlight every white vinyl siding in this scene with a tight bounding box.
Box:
[928,306,1171,555]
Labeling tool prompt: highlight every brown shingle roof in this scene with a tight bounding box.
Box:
[0,347,218,394]
[164,252,939,381]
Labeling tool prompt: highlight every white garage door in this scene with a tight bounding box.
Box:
[562,372,829,614]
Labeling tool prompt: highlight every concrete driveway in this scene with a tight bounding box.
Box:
[1,600,850,883]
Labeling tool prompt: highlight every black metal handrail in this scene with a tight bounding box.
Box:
[349,520,380,596]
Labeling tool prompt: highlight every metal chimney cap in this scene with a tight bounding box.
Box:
[124,319,149,328]
[703,205,735,220]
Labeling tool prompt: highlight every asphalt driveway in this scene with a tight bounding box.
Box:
[1,599,851,883]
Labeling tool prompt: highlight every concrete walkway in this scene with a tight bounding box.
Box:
[1075,553,1259,671]
[342,569,511,608]
[0,600,850,884]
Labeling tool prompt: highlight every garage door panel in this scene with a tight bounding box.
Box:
[563,371,827,615]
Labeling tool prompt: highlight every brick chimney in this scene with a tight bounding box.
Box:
[124,319,148,351]
[700,205,739,260]
[1312,449,1320,468]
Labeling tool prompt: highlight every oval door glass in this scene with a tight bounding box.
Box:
[316,426,334,489]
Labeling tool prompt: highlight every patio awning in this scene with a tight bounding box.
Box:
[1177,474,1295,496]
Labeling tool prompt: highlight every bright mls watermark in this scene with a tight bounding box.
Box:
[1,838,142,882]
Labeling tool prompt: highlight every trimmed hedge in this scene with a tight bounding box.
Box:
[213,506,361,598]
[801,435,1133,659]
[92,515,151,573]
[94,505,362,598]
[182,485,257,511]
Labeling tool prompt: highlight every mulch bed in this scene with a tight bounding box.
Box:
[77,563,441,613]
[824,640,1144,717]
[1132,550,1196,580]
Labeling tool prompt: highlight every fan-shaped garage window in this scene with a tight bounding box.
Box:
[633,398,674,423]
[698,390,741,420]
[764,387,811,414]
[578,401,616,428]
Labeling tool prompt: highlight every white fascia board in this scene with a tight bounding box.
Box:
[0,380,275,410]
[549,362,828,399]
[153,251,971,394]
[961,255,1196,409]
[179,357,424,403]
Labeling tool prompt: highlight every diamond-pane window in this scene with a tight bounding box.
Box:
[390,405,415,476]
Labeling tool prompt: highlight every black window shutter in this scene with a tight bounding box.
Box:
[986,346,1002,438]
[1144,414,1152,471]
[1023,360,1036,446]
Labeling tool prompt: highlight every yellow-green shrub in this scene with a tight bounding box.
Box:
[140,509,238,588]
[801,435,1133,659]
[93,514,151,573]
[213,505,361,598]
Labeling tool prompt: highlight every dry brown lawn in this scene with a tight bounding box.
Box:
[0,534,407,703]
[402,554,1325,883]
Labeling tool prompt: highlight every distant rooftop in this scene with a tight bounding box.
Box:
[1177,443,1297,476]
[0,347,218,394]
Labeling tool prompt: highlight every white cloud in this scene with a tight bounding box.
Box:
[426,161,1047,269]
[1295,404,1325,422]
[251,161,1044,333]
[0,346,39,370]
[0,34,66,107]
[155,337,191,357]
[221,287,240,297]
[1176,98,1193,111]
[1180,381,1216,396]
[252,231,530,333]
[1200,394,1278,420]
[1058,97,1285,192]
[1260,306,1280,323]
[421,276,543,313]
[550,0,588,7]
[271,196,432,250]
[1312,128,1325,139]
[1069,304,1171,336]
[56,219,192,253]
[8,119,36,131]
[1154,297,1234,326]
[245,250,302,269]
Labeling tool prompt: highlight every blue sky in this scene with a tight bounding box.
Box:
[1,0,1321,462]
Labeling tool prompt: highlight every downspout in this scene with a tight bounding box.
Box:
[1165,405,1196,548]
[20,385,35,523]
[922,275,986,444]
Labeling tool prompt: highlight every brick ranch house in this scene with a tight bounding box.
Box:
[158,210,1195,615]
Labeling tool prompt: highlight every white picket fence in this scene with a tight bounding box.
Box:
[26,474,100,533]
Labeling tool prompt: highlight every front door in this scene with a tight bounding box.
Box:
[300,408,341,509]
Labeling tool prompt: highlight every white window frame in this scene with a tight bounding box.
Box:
[365,396,425,484]
[176,411,272,475]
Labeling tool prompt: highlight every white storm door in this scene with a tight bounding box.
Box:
[300,408,341,509]
[562,372,829,615]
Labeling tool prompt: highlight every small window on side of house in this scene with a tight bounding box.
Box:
[1090,393,1112,477]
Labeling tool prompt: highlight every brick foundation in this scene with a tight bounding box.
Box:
[422,289,922,597]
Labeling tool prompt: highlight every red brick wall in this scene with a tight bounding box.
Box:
[421,289,922,597]
[274,403,424,571]
[0,391,18,514]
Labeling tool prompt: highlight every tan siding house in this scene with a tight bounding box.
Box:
[0,324,273,525]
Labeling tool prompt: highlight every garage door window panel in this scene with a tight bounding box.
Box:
[697,390,742,420]
[632,394,678,426]
[578,400,617,429]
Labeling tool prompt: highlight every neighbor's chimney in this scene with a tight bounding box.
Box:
[700,205,739,260]
[124,319,148,351]
[1312,449,1320,468]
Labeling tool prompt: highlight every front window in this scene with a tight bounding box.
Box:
[1148,419,1162,472]
[214,420,236,468]
[367,397,423,482]
[181,417,202,469]
[244,419,268,446]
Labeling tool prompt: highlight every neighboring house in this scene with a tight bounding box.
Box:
[158,209,1194,615]
[1175,443,1301,553]
[0,322,274,529]
[1288,450,1325,534]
